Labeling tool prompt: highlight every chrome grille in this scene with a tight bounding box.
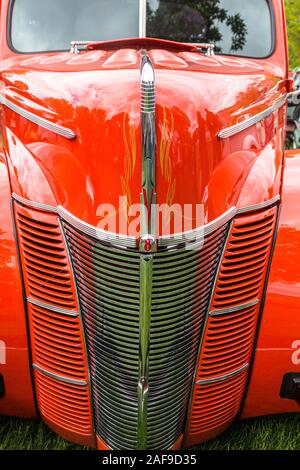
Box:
[64,225,140,450]
[64,222,228,450]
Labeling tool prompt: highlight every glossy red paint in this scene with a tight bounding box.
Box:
[242,150,300,419]
[0,152,36,418]
[0,0,298,450]
[0,0,288,237]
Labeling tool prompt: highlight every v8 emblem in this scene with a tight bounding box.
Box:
[292,340,300,366]
[0,340,6,365]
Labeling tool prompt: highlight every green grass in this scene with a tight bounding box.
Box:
[0,414,300,450]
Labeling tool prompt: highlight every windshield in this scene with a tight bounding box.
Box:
[10,0,273,58]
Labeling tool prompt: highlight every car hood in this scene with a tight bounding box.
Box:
[1,46,285,235]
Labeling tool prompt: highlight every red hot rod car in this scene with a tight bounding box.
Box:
[0,0,299,450]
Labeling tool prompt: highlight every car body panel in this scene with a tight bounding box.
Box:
[242,149,300,418]
[0,50,287,236]
[0,151,36,418]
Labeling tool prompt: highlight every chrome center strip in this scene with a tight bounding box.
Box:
[196,363,249,386]
[218,95,287,139]
[209,299,259,317]
[137,51,156,449]
[0,95,76,140]
[33,363,87,386]
[140,52,157,247]
[27,297,79,317]
[138,254,153,449]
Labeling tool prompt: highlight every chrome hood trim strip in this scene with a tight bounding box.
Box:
[218,95,287,139]
[0,95,76,140]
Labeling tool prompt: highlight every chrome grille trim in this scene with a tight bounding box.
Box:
[63,220,229,449]
[158,208,235,249]
[237,195,280,214]
[33,363,87,386]
[27,297,79,317]
[59,206,137,249]
[64,224,140,449]
[12,193,58,213]
[13,192,281,448]
[196,363,249,385]
[160,197,280,248]
[0,95,77,140]
[209,299,259,317]
[12,193,280,251]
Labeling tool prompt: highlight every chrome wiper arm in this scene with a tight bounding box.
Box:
[70,40,98,54]
[191,43,215,56]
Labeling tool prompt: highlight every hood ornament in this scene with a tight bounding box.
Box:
[139,51,157,253]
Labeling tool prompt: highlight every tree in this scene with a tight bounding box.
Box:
[147,0,247,53]
[285,0,300,69]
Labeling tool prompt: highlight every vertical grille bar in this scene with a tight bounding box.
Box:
[138,254,153,448]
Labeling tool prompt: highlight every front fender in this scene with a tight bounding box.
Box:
[0,150,36,418]
[242,150,300,418]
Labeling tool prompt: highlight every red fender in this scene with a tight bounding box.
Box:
[0,151,36,418]
[242,150,300,418]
